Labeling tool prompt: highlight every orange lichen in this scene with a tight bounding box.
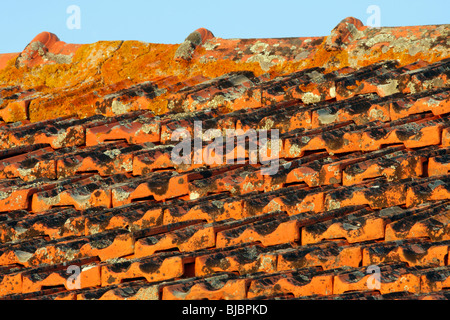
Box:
[0,101,28,123]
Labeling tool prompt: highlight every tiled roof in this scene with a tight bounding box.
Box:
[0,17,449,300]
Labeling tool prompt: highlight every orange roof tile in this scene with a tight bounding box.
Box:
[0,17,449,301]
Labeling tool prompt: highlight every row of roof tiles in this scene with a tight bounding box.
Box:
[0,189,449,297]
[0,56,448,124]
[2,248,450,299]
[0,144,449,213]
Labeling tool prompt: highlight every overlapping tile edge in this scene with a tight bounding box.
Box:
[0,17,449,300]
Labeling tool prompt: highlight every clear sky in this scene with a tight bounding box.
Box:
[0,0,448,53]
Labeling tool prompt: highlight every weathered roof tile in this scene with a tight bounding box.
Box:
[0,17,449,301]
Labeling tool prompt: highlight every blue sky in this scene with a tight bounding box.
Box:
[0,0,448,53]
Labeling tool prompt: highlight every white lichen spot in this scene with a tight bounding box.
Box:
[104,149,121,159]
[54,130,69,149]
[242,182,255,193]
[294,51,310,61]
[365,33,395,47]
[120,160,133,172]
[112,188,131,202]
[327,199,341,210]
[267,200,282,212]
[302,92,321,104]
[0,190,10,200]
[140,123,158,135]
[208,95,226,109]
[203,41,219,51]
[406,81,417,94]
[289,144,302,157]
[259,256,275,272]
[134,287,159,300]
[43,193,62,206]
[329,86,336,98]
[16,163,39,180]
[190,191,200,200]
[261,118,274,130]
[249,41,269,54]
[303,202,315,212]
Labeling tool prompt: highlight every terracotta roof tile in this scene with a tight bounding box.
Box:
[0,17,449,300]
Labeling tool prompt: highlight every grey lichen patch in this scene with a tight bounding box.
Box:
[342,222,360,231]
[16,41,75,67]
[104,149,121,159]
[423,78,445,90]
[317,108,338,125]
[53,130,69,149]
[71,191,93,206]
[119,159,133,172]
[295,50,310,61]
[408,46,422,56]
[242,181,257,193]
[174,41,196,61]
[364,33,395,48]
[41,193,62,207]
[378,79,400,96]
[325,18,364,51]
[289,144,303,157]
[301,136,311,144]
[138,122,159,135]
[90,238,114,250]
[0,190,11,200]
[428,179,445,191]
[84,41,124,69]
[105,257,130,264]
[205,275,227,290]
[307,70,325,83]
[134,286,159,300]
[247,53,286,71]
[260,118,275,131]
[245,41,286,71]
[111,100,132,115]
[406,81,418,94]
[199,56,218,64]
[112,188,131,203]
[369,107,387,121]
[212,200,224,209]
[207,95,226,109]
[43,51,74,64]
[14,250,34,263]
[203,40,220,51]
[249,41,269,54]
[186,31,203,46]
